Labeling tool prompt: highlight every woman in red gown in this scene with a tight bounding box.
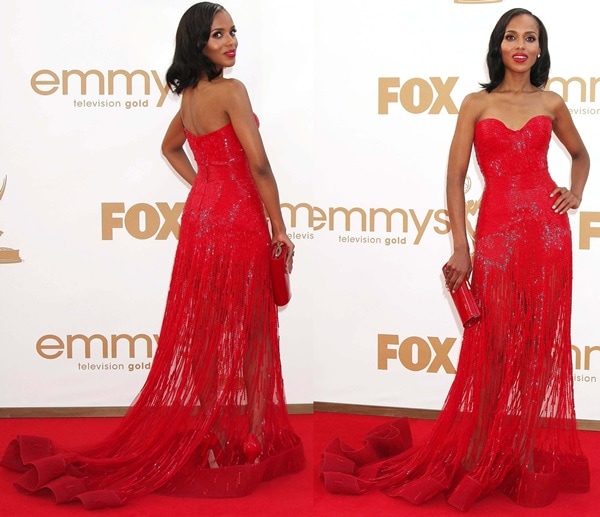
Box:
[321,8,590,511]
[2,2,304,509]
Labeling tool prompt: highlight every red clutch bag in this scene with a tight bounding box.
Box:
[443,265,481,328]
[270,242,291,306]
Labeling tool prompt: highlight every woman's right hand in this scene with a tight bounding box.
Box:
[444,249,472,292]
[272,233,295,273]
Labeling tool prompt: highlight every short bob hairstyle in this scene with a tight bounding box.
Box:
[481,8,550,93]
[166,2,225,94]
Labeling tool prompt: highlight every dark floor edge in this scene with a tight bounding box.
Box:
[314,401,600,431]
[0,403,314,418]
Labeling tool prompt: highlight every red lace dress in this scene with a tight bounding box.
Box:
[1,120,305,509]
[321,115,589,510]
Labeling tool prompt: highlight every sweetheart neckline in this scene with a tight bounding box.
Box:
[476,114,552,132]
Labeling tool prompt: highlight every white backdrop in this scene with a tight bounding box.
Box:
[1,0,598,420]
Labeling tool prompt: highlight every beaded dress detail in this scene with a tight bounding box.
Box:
[320,115,589,510]
[1,120,305,509]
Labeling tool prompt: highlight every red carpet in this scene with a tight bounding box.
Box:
[314,413,600,516]
[1,413,598,515]
[0,415,312,516]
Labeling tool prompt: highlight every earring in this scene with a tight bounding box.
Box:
[537,53,541,58]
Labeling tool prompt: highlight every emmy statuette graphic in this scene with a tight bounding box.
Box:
[0,176,23,264]
[464,175,481,246]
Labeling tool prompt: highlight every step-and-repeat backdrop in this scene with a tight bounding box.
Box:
[1,0,598,419]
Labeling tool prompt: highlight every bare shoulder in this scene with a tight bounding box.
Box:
[213,77,249,98]
[458,90,488,122]
[540,89,568,116]
[463,90,487,105]
[207,78,251,113]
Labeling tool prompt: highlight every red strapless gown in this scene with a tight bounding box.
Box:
[320,115,589,510]
[1,120,305,509]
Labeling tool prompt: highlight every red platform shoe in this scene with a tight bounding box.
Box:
[243,434,261,464]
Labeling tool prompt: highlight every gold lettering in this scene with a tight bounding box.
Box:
[429,77,459,114]
[31,68,168,106]
[36,334,64,359]
[280,202,458,240]
[427,336,456,373]
[433,209,451,234]
[281,202,317,229]
[312,206,327,231]
[62,69,104,95]
[410,209,433,245]
[579,212,600,249]
[377,334,399,370]
[399,336,431,371]
[37,333,161,360]
[125,203,161,239]
[111,334,156,359]
[152,70,171,107]
[591,77,600,102]
[328,207,367,231]
[584,346,600,370]
[66,334,109,359]
[30,70,60,95]
[378,78,400,114]
[572,345,582,370]
[369,208,408,233]
[107,69,151,95]
[101,202,125,240]
[546,76,586,102]
[400,78,433,114]
[155,202,184,239]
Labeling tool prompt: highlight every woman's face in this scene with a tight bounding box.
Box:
[202,10,237,70]
[500,14,541,73]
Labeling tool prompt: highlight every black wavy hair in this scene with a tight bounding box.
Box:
[165,2,225,94]
[480,7,550,93]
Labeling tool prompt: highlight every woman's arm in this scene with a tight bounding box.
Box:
[445,94,479,292]
[548,92,590,213]
[161,111,197,186]
[222,79,294,258]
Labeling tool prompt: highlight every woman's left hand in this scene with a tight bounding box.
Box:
[272,233,295,273]
[550,186,581,214]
